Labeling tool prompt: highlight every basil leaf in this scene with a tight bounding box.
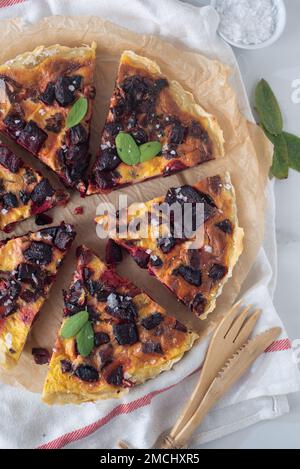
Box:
[283,131,300,172]
[255,79,283,136]
[139,141,162,162]
[76,321,94,357]
[263,128,289,179]
[61,310,89,339]
[115,132,140,165]
[66,97,88,129]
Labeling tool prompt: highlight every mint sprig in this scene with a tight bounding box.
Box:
[60,310,94,357]
[255,79,300,179]
[115,132,162,166]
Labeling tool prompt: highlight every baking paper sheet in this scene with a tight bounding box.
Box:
[0,14,272,392]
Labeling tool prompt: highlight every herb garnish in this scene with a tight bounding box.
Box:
[115,132,162,165]
[255,79,300,179]
[60,310,94,357]
[66,97,88,129]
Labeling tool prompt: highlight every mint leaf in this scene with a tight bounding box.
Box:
[60,310,89,339]
[255,79,283,136]
[263,127,289,179]
[139,141,162,162]
[283,131,300,172]
[66,97,88,129]
[115,132,140,165]
[76,321,94,357]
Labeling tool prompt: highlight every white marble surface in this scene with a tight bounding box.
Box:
[183,0,300,449]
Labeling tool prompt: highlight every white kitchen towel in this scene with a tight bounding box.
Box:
[0,0,299,450]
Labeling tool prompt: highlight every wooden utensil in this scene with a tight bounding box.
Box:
[170,302,261,440]
[158,326,281,449]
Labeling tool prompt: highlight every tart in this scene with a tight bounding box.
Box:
[42,246,197,404]
[0,43,96,192]
[0,223,76,369]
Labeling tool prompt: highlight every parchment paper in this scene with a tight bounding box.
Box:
[0,15,272,392]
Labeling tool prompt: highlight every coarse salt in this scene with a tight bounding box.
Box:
[215,0,278,46]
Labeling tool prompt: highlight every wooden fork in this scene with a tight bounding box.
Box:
[155,302,262,448]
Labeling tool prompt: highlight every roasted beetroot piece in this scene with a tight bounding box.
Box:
[53,223,76,251]
[60,359,73,374]
[174,320,188,333]
[19,191,30,204]
[141,312,163,330]
[85,278,110,302]
[105,239,123,265]
[3,113,26,139]
[32,347,50,365]
[130,128,148,145]
[20,289,39,303]
[87,305,100,323]
[55,75,82,107]
[149,254,163,268]
[98,344,113,369]
[2,192,18,209]
[30,179,55,206]
[132,248,150,269]
[35,213,53,226]
[96,148,121,172]
[94,332,110,347]
[74,364,99,382]
[0,302,17,318]
[113,322,138,346]
[142,341,163,355]
[17,120,47,155]
[106,364,123,386]
[169,123,186,145]
[172,265,202,287]
[16,263,44,288]
[69,124,88,145]
[0,279,21,305]
[163,160,186,176]
[62,142,90,188]
[208,264,228,282]
[106,293,137,322]
[23,241,53,265]
[45,113,64,133]
[190,292,207,316]
[74,206,84,215]
[165,184,216,224]
[63,280,85,316]
[93,169,119,191]
[40,82,56,105]
[215,219,233,234]
[24,168,37,185]
[157,237,176,254]
[0,144,22,173]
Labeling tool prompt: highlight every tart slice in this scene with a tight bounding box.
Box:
[0,142,69,232]
[0,43,96,192]
[42,246,197,404]
[96,174,244,319]
[87,50,224,194]
[0,223,76,369]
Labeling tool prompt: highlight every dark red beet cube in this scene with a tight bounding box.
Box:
[35,213,53,226]
[0,144,22,173]
[105,239,123,265]
[32,347,50,365]
[17,121,47,155]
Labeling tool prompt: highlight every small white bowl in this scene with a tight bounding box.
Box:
[210,0,286,50]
